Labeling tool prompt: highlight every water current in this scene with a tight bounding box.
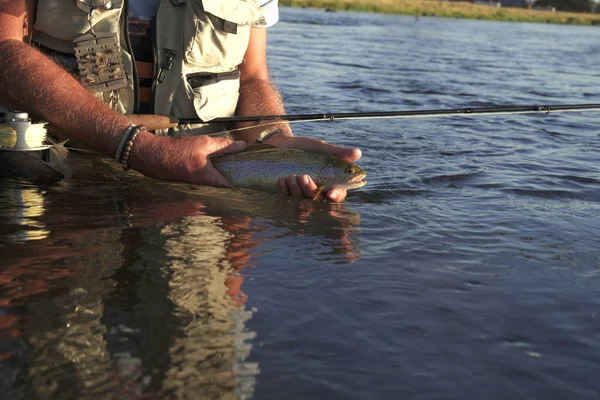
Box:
[1,7,600,400]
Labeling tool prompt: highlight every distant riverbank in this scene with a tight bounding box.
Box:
[280,0,600,25]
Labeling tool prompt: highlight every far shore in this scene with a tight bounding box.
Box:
[280,0,600,26]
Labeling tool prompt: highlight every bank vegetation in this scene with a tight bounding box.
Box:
[280,0,600,25]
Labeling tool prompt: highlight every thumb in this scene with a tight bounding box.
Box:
[207,138,247,156]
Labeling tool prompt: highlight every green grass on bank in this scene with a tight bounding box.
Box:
[280,0,600,25]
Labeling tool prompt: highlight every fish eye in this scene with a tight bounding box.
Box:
[345,167,355,174]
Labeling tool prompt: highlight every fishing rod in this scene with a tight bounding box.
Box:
[179,103,600,125]
[4,103,600,134]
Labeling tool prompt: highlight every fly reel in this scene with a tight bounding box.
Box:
[0,112,51,155]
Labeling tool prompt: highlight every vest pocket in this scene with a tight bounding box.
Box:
[187,69,241,122]
[183,0,257,67]
[34,0,124,43]
[200,0,266,26]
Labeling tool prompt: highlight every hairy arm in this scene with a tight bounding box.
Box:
[0,0,132,157]
[0,0,246,187]
[233,27,291,143]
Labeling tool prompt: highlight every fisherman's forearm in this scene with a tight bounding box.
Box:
[233,78,292,143]
[0,39,131,157]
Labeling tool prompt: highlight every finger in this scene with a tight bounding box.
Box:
[197,162,234,188]
[207,139,247,156]
[326,146,361,162]
[309,142,361,162]
[299,174,319,198]
[276,177,290,195]
[326,187,347,203]
[286,174,304,197]
[340,147,362,162]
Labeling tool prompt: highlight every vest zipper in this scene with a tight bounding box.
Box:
[187,68,241,89]
[150,10,176,115]
[122,0,140,114]
[156,50,176,85]
[150,14,158,114]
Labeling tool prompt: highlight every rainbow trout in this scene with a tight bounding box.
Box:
[211,144,366,197]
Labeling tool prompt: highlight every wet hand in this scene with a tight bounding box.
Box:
[267,134,362,202]
[275,174,347,202]
[130,132,247,187]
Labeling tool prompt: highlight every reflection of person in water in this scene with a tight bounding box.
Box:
[1,181,361,398]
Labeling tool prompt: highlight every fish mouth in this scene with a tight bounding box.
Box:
[347,173,367,189]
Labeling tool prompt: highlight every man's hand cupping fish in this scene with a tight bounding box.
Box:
[265,134,362,203]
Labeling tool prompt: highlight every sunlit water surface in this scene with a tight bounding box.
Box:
[2,8,600,400]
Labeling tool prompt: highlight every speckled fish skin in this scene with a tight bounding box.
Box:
[211,145,367,193]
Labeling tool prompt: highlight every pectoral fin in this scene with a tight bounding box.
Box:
[312,185,324,201]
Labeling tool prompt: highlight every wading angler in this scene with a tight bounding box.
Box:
[0,0,363,202]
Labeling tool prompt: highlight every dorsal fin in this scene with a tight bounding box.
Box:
[244,143,278,152]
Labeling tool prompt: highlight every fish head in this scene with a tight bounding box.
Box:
[318,156,367,191]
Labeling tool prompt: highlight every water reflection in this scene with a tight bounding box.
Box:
[0,181,50,242]
[0,156,362,399]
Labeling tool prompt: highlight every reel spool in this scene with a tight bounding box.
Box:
[0,110,67,182]
[0,112,51,152]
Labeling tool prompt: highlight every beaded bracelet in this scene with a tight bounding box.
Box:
[115,124,136,162]
[117,125,145,171]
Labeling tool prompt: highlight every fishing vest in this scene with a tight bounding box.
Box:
[31,0,268,135]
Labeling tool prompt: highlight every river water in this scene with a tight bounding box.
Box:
[2,7,600,400]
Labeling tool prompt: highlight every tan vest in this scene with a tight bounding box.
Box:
[32,0,268,135]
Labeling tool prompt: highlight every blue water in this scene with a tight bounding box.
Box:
[1,8,600,399]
